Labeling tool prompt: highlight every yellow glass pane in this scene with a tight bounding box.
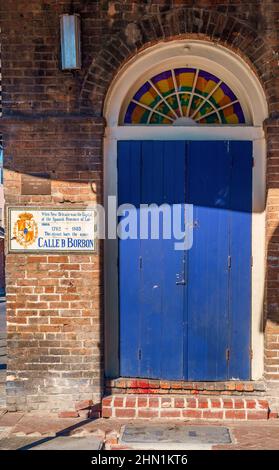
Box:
[196,77,218,95]
[176,71,195,91]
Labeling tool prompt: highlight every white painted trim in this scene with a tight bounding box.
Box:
[104,40,268,380]
[251,138,266,380]
[106,126,264,141]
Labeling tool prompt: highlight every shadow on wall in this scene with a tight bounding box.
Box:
[265,222,279,328]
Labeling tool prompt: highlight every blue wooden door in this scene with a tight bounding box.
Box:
[118,140,252,381]
[228,141,252,380]
[118,141,186,379]
[186,141,252,380]
[186,141,231,380]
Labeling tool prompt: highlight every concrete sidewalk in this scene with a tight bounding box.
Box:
[0,411,278,450]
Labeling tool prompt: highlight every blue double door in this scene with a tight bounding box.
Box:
[118,140,252,381]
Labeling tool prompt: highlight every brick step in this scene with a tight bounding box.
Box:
[106,378,266,396]
[102,395,270,420]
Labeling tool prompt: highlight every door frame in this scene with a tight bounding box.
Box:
[104,126,265,380]
[103,41,268,381]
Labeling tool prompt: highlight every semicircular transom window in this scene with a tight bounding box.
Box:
[123,68,246,125]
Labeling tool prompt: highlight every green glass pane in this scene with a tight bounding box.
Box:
[179,93,190,115]
[149,113,167,124]
[166,95,180,115]
[202,113,220,124]
[197,102,215,117]
[140,109,151,123]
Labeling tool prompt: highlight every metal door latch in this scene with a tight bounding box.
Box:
[176,279,186,285]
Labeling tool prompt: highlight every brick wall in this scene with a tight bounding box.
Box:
[0,116,104,411]
[265,119,279,383]
[0,239,4,295]
[0,0,278,411]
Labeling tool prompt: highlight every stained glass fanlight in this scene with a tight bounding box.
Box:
[123,68,246,125]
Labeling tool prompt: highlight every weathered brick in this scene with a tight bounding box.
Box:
[223,399,233,409]
[247,410,268,420]
[203,410,224,419]
[187,398,197,408]
[138,409,159,418]
[210,399,222,408]
[115,408,136,418]
[160,409,181,418]
[234,399,245,409]
[125,397,137,408]
[102,407,112,418]
[246,399,256,409]
[174,398,185,408]
[197,398,208,408]
[225,410,246,420]
[182,409,202,419]
[138,397,148,407]
[148,397,159,408]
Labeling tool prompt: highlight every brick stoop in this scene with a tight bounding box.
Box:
[102,395,271,420]
[105,378,266,396]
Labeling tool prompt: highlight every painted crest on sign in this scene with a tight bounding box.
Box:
[13,212,38,248]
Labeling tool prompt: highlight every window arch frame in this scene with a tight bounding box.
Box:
[122,66,248,126]
[105,40,267,127]
[103,40,268,381]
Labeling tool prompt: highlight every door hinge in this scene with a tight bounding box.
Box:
[252,157,255,167]
[139,256,143,269]
[251,256,253,267]
[228,256,231,269]
[226,348,230,362]
[138,349,142,360]
[250,349,253,359]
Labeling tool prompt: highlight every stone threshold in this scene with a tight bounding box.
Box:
[106,378,266,396]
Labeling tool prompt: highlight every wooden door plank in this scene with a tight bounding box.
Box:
[118,141,141,377]
[186,141,230,381]
[160,141,186,379]
[228,141,252,380]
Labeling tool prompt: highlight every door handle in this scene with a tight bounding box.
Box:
[176,279,186,285]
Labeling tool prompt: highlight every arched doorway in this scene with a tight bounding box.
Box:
[104,40,268,381]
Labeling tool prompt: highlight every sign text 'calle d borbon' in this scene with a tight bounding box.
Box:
[8,208,95,252]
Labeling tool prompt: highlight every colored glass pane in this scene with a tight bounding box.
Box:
[124,68,246,125]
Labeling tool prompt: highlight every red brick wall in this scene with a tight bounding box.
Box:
[0,116,104,411]
[0,239,4,294]
[265,119,279,382]
[0,0,278,411]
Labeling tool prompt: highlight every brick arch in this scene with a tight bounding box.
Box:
[80,7,276,117]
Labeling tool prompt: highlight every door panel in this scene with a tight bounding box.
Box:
[186,141,230,380]
[118,141,185,379]
[228,141,252,379]
[118,141,141,377]
[160,142,186,379]
[118,140,252,381]
[139,141,166,378]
